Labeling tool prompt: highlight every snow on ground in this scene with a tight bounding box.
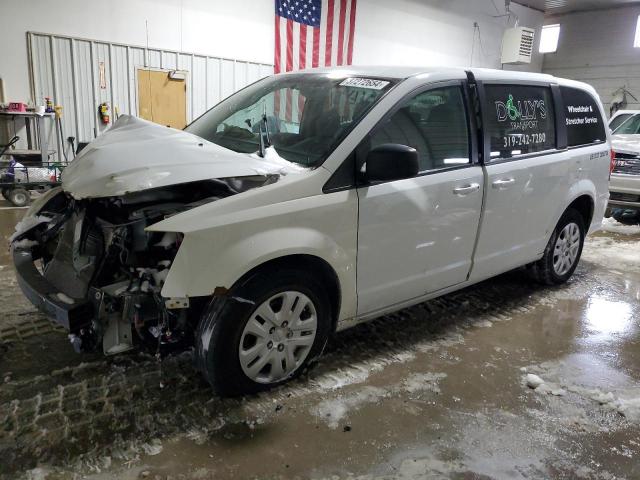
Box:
[312,372,448,429]
[582,236,640,272]
[600,217,640,236]
[523,357,640,424]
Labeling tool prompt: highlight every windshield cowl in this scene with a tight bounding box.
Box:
[247,146,310,172]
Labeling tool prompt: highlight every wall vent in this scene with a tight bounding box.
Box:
[501,27,535,65]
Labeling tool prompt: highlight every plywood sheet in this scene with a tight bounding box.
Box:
[137,69,187,129]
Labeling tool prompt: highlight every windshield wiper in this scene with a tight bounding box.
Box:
[257,103,272,158]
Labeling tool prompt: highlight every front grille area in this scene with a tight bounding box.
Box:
[610,192,640,203]
[613,152,640,175]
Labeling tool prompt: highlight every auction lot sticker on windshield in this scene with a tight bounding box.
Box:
[340,78,389,90]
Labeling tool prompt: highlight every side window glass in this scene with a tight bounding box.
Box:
[614,114,640,135]
[484,85,555,160]
[609,114,631,132]
[560,86,606,145]
[369,86,470,173]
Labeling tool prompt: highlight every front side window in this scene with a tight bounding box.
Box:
[484,85,556,160]
[560,86,606,146]
[185,74,395,167]
[368,86,470,173]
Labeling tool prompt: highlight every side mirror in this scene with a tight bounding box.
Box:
[365,143,419,182]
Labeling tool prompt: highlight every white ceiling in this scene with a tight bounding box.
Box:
[514,0,640,14]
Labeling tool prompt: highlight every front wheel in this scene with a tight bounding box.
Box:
[530,208,585,285]
[195,268,332,396]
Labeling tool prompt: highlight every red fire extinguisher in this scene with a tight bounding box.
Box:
[98,102,110,124]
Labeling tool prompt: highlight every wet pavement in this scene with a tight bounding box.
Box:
[0,198,639,480]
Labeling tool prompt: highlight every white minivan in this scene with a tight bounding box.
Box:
[11,67,611,395]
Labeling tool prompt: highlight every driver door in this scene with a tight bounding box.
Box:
[356,83,484,316]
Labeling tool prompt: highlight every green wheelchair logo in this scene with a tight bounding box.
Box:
[506,94,520,120]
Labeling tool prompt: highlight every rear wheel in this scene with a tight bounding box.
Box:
[195,268,331,396]
[7,188,30,207]
[530,208,585,285]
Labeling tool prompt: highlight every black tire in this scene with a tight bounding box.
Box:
[530,208,585,285]
[7,188,30,207]
[195,267,332,396]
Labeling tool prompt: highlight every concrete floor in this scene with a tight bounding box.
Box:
[1,199,639,480]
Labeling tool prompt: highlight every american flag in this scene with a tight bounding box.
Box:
[274,0,358,121]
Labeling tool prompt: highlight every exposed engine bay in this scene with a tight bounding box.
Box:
[10,176,275,355]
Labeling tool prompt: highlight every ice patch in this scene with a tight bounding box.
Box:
[572,387,640,421]
[402,372,447,394]
[417,332,465,353]
[525,374,545,389]
[474,319,493,328]
[313,386,389,429]
[312,372,447,428]
[524,357,640,423]
[311,364,382,390]
[141,439,163,456]
[25,468,51,480]
[311,352,416,391]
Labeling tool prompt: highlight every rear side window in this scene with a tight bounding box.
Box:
[560,86,606,146]
[484,85,555,160]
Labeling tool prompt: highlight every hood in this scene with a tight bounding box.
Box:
[62,115,303,199]
[611,134,640,155]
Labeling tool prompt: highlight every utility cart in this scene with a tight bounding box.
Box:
[0,135,65,207]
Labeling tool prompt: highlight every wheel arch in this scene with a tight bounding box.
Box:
[567,194,595,230]
[229,254,342,332]
[547,182,597,238]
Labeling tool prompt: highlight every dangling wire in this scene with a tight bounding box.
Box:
[470,22,489,67]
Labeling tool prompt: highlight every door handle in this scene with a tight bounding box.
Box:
[492,178,515,189]
[453,183,480,195]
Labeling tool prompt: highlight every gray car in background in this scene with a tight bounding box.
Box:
[609,113,640,223]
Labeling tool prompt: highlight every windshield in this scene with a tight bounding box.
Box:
[609,113,633,131]
[185,73,396,167]
[613,114,640,134]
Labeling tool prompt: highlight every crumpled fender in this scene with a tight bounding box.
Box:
[152,185,359,323]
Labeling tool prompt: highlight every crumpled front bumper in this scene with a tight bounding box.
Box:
[13,247,94,332]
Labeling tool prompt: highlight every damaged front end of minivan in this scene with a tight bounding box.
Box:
[11,176,273,355]
[9,114,294,356]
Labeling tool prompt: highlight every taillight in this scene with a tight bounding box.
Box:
[610,149,616,178]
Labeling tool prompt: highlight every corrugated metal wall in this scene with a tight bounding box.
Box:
[28,32,274,162]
